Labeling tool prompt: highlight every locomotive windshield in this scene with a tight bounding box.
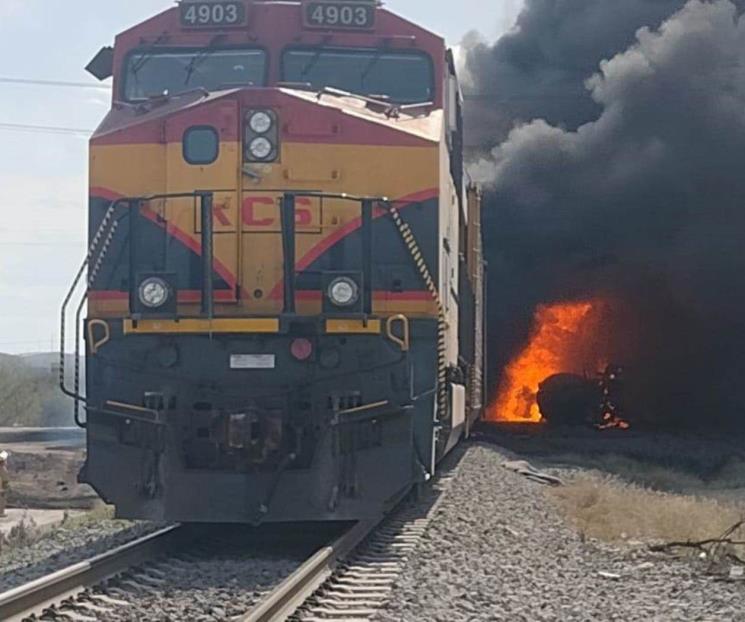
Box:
[282,49,434,103]
[123,48,267,101]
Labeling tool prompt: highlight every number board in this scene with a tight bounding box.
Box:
[304,1,376,30]
[180,1,247,28]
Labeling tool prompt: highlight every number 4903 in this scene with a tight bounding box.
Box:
[305,2,375,29]
[181,2,244,27]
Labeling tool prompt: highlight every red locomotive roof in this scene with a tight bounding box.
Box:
[110,1,445,107]
[91,87,440,147]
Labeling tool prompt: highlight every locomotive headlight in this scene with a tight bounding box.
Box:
[328,277,359,307]
[245,109,279,163]
[249,137,273,160]
[138,277,170,309]
[249,111,273,134]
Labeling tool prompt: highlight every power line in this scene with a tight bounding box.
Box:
[0,241,84,247]
[0,76,581,101]
[3,228,80,234]
[0,77,110,90]
[0,76,103,137]
[0,123,92,136]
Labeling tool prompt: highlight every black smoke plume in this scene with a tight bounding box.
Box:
[467,0,745,427]
[463,0,696,145]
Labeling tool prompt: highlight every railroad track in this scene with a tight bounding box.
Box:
[0,468,455,621]
[290,505,436,622]
[248,473,454,622]
[0,521,330,621]
[0,520,386,622]
[241,519,381,622]
[0,524,186,622]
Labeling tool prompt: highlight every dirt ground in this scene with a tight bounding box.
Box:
[0,431,98,510]
[475,423,745,501]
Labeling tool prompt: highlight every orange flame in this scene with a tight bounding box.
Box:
[597,412,631,430]
[489,301,604,423]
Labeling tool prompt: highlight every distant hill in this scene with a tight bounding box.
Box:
[19,352,61,370]
[0,352,78,427]
[19,352,85,379]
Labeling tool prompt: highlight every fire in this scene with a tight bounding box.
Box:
[597,413,631,431]
[596,365,631,430]
[489,301,603,423]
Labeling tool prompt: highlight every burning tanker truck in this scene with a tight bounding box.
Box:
[537,365,630,430]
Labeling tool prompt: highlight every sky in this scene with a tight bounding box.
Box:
[0,0,522,354]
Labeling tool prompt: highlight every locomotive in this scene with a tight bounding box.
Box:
[62,0,485,523]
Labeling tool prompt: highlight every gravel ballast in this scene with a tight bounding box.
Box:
[0,518,163,592]
[38,525,329,621]
[91,554,298,621]
[376,443,745,622]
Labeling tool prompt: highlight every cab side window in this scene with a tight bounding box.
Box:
[445,51,464,199]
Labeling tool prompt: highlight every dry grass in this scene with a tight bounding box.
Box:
[0,504,117,555]
[60,502,115,526]
[546,453,745,498]
[0,516,39,552]
[550,473,745,548]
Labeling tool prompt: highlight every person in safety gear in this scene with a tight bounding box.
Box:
[0,451,10,518]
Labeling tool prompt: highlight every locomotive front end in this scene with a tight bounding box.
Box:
[72,0,483,524]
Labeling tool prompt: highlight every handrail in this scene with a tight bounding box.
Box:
[200,193,214,319]
[60,198,127,426]
[59,191,215,428]
[361,199,373,313]
[279,191,388,316]
[385,314,411,352]
[280,194,297,314]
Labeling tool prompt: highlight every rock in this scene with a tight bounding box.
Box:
[372,445,745,622]
[0,520,164,593]
[502,460,564,487]
[598,571,622,580]
[728,566,745,581]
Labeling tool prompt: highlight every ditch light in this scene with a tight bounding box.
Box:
[132,273,178,316]
[322,272,364,314]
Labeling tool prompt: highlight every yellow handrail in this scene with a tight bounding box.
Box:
[385,314,410,352]
[87,319,111,355]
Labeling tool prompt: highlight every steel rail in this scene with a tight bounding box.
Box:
[240,518,380,622]
[0,524,184,622]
